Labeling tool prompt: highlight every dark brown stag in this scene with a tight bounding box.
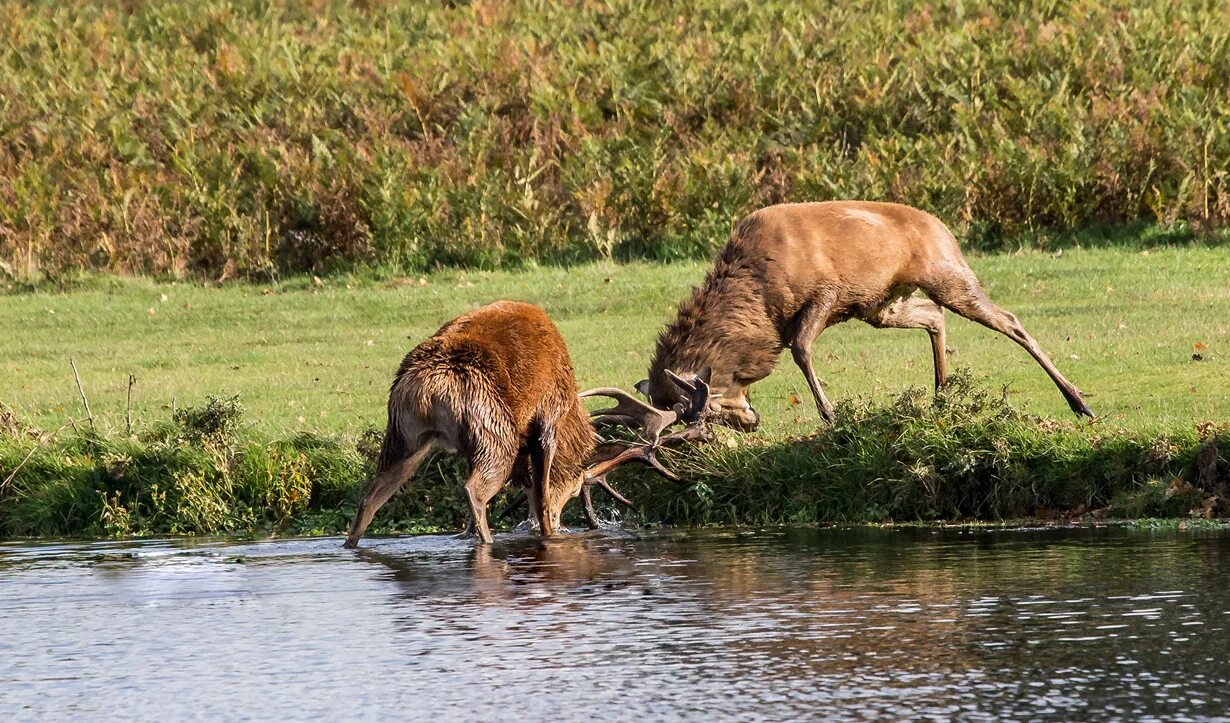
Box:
[639,201,1094,430]
[345,301,701,548]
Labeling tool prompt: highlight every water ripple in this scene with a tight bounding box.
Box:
[1,526,1228,720]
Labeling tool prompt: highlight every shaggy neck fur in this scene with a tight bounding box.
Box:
[649,220,783,396]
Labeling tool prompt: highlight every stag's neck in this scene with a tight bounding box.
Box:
[649,246,782,389]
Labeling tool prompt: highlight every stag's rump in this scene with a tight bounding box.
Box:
[385,301,579,454]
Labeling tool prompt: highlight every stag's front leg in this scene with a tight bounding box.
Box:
[530,428,558,537]
[789,298,838,424]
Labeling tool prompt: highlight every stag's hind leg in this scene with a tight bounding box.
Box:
[463,455,517,545]
[926,279,1093,417]
[865,294,948,391]
[345,437,437,548]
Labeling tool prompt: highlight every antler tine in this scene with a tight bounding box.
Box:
[581,475,637,530]
[583,442,679,483]
[657,421,711,447]
[663,369,717,424]
[583,475,635,506]
[580,387,678,441]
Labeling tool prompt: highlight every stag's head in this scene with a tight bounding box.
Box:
[543,472,586,536]
[636,367,759,431]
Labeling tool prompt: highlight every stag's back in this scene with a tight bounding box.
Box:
[388,301,592,481]
[391,301,565,423]
[736,201,965,310]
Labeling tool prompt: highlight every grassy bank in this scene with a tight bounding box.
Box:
[3,247,1228,537]
[2,371,1226,539]
[3,1,1229,279]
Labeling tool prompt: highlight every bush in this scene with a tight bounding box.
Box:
[2,1,1228,280]
[2,379,1226,539]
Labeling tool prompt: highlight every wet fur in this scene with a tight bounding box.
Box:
[346,301,595,547]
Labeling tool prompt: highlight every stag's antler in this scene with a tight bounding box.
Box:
[579,387,677,442]
[663,368,718,424]
[579,442,673,528]
[496,376,713,530]
[576,372,717,528]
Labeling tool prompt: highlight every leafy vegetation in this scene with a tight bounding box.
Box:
[634,372,1229,527]
[3,0,1229,280]
[2,371,1226,538]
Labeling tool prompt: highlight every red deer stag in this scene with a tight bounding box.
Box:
[345,301,697,548]
[344,301,593,547]
[638,201,1094,430]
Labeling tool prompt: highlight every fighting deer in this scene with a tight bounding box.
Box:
[344,301,705,548]
[639,201,1094,430]
[344,300,594,547]
[495,372,713,530]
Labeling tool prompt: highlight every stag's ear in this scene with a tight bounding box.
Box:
[635,379,652,398]
[697,366,713,385]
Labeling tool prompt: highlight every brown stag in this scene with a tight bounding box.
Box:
[344,300,593,547]
[638,201,1094,430]
[345,301,699,548]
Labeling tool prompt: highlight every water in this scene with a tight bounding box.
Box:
[2,526,1228,721]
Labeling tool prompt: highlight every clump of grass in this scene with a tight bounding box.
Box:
[2,1,1228,280]
[171,394,245,442]
[626,371,1228,526]
[3,374,1227,539]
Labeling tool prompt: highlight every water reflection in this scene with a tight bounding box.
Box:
[1,527,1228,720]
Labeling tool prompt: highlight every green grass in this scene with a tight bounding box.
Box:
[2,247,1228,538]
[3,1,1229,278]
[3,247,1227,436]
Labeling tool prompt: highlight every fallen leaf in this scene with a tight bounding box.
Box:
[787,392,801,406]
[1194,341,1207,351]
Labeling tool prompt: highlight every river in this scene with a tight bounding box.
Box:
[2,526,1227,720]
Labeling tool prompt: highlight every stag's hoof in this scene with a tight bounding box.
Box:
[342,538,359,549]
[1068,399,1095,418]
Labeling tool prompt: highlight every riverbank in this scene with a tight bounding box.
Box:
[1,373,1226,539]
[2,247,1228,537]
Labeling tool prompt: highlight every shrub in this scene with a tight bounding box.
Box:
[2,1,1228,280]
